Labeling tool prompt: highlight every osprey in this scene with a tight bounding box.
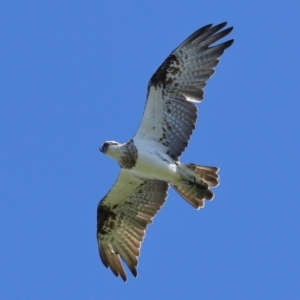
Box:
[97,23,233,281]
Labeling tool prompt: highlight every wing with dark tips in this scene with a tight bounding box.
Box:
[135,22,234,161]
[97,169,169,281]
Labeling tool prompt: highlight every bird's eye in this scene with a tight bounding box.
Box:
[100,142,109,153]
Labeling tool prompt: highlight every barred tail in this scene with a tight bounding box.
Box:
[171,163,219,209]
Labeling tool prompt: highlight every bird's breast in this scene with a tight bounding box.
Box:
[132,146,179,182]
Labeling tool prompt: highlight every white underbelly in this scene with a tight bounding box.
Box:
[132,149,179,182]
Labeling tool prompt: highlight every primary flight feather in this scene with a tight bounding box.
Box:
[97,22,234,281]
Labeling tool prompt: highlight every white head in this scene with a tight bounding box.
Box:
[99,141,122,160]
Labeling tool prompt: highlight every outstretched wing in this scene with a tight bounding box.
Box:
[97,169,169,281]
[134,22,234,160]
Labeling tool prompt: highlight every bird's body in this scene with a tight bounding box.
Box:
[133,150,178,183]
[97,22,234,281]
[123,140,180,181]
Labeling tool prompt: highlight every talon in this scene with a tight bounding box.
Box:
[188,177,196,187]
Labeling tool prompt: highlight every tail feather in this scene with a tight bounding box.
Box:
[184,164,219,187]
[172,163,219,209]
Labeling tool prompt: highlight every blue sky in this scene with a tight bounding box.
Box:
[1,1,300,299]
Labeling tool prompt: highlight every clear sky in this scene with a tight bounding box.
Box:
[1,1,300,299]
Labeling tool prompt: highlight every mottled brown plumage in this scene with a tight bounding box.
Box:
[119,139,138,169]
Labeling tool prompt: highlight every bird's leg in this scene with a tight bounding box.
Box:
[187,176,196,188]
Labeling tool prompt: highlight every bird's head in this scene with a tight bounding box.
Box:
[99,141,122,160]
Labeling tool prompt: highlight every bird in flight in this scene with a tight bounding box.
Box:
[97,22,233,281]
